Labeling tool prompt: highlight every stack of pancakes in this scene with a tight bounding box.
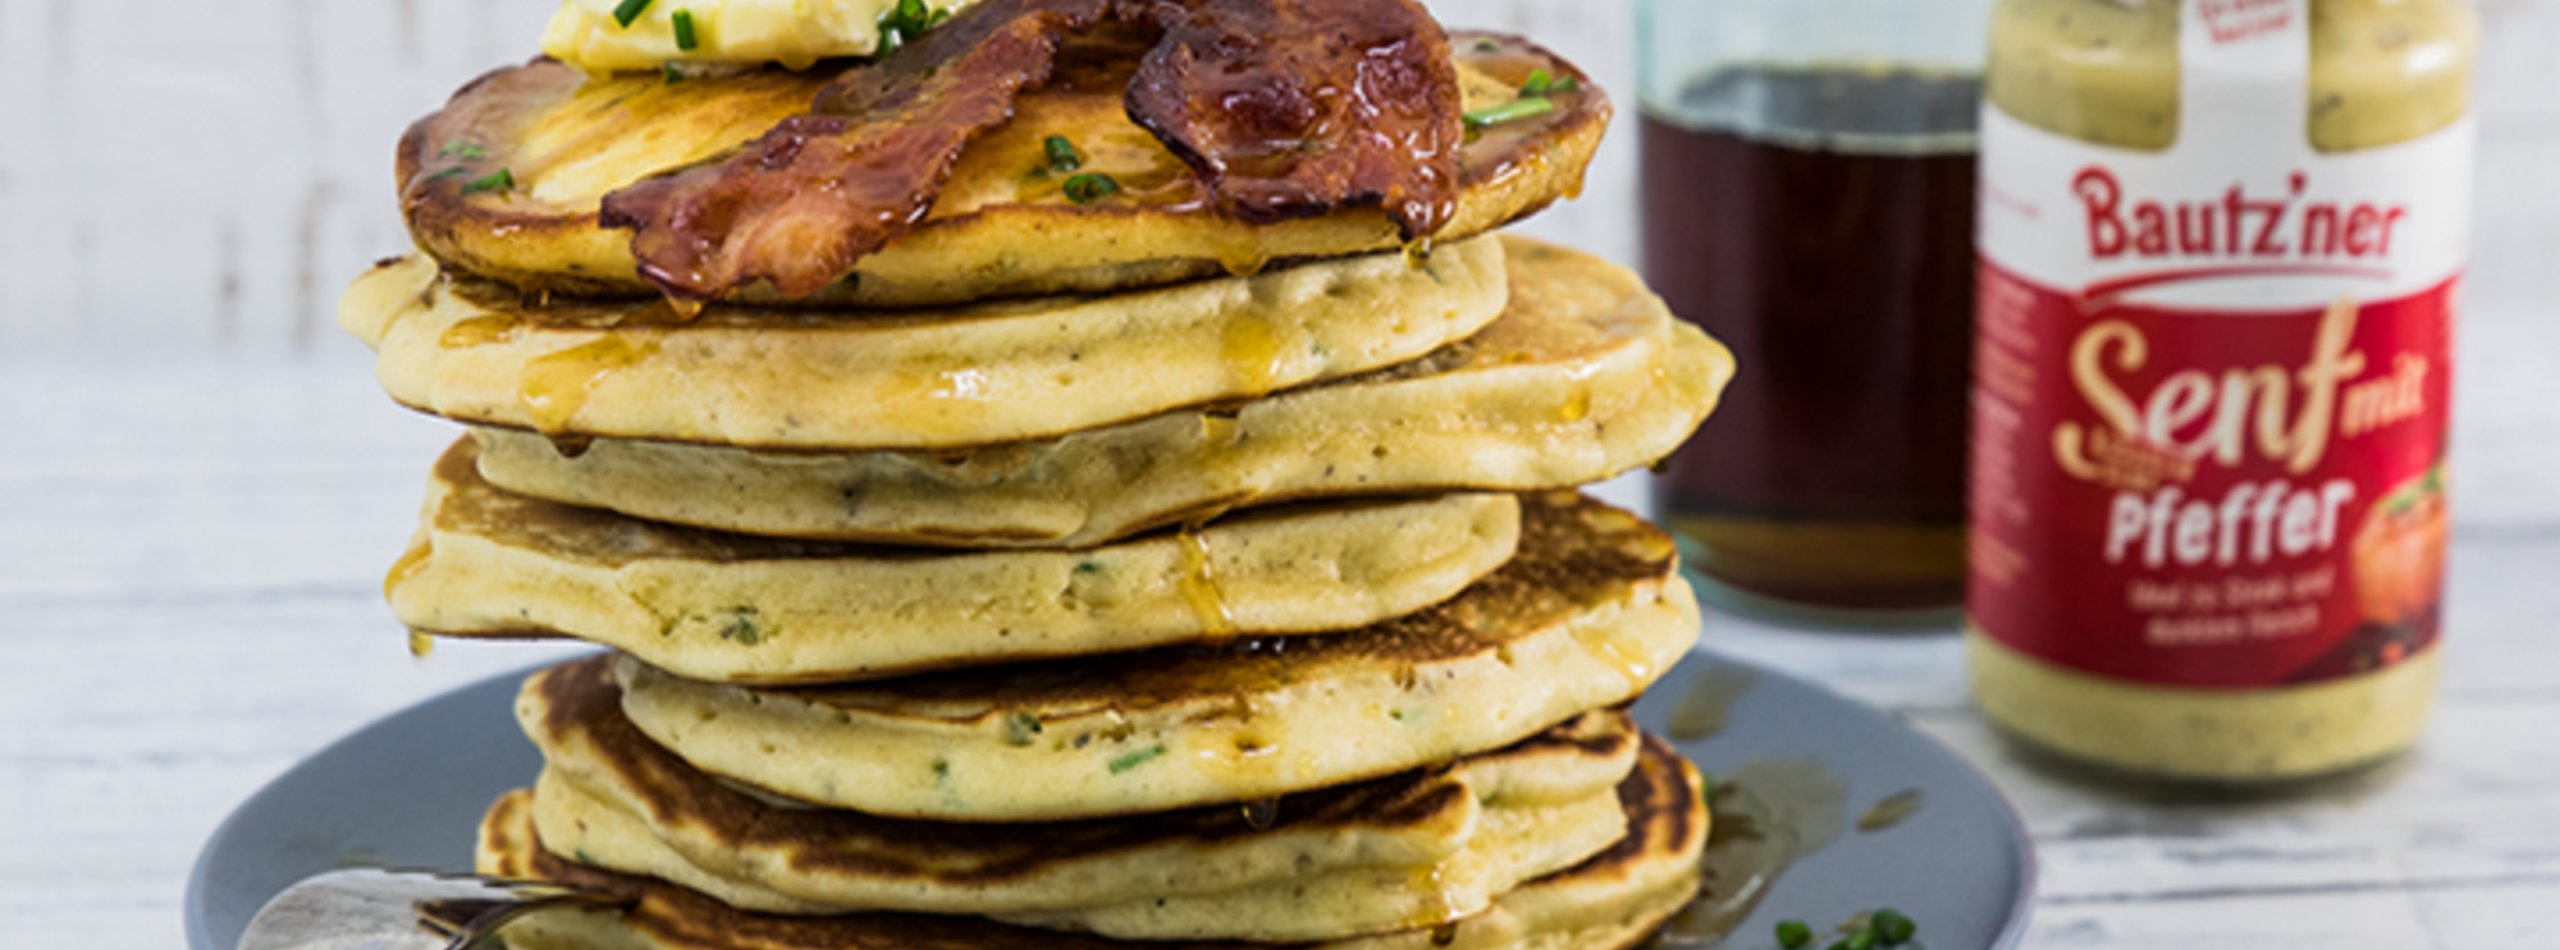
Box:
[341,15,1735,950]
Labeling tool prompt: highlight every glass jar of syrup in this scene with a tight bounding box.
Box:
[1637,0,1993,618]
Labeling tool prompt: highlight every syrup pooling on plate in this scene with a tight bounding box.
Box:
[1658,758,1849,946]
[1666,664,1756,741]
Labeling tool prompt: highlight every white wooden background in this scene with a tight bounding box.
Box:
[0,2,2555,948]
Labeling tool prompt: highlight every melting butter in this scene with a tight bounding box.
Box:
[542,0,977,73]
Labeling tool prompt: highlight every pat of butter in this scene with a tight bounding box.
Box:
[542,0,971,73]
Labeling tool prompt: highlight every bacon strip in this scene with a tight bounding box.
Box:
[1125,0,1459,239]
[599,0,1459,302]
[600,0,1110,301]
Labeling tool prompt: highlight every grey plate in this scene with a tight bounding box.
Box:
[186,650,2033,949]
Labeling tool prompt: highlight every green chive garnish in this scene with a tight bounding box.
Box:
[1043,135,1082,173]
[877,0,936,53]
[424,166,472,182]
[461,169,515,195]
[1517,69,1580,97]
[1462,97,1553,130]
[1842,930,1877,950]
[612,0,653,29]
[1871,909,1917,946]
[1004,712,1045,747]
[438,141,486,160]
[663,61,685,84]
[670,9,698,50]
[1062,172,1120,204]
[1107,744,1165,774]
[1776,920,1813,949]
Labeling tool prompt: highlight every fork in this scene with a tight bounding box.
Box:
[237,868,629,950]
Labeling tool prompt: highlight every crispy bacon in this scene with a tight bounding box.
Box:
[1124,0,1459,239]
[598,0,1460,302]
[600,0,1111,301]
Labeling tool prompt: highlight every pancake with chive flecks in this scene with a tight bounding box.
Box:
[473,733,1706,949]
[392,440,1519,685]
[510,655,1641,941]
[465,236,1736,549]
[399,32,1603,307]
[340,236,1504,450]
[609,491,1700,823]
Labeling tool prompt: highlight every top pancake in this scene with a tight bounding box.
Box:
[401,32,1606,307]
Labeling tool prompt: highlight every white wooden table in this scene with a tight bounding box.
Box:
[1,2,2555,948]
[3,323,2553,948]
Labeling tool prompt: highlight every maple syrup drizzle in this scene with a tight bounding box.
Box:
[439,315,523,348]
[384,538,434,600]
[1240,797,1281,830]
[1221,315,1287,397]
[518,335,660,434]
[1174,526,1236,637]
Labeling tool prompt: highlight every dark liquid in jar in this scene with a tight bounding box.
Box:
[1641,65,1981,613]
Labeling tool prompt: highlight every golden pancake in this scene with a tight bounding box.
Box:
[340,236,1504,449]
[474,734,1707,950]
[392,441,1517,684]
[613,491,1699,822]
[468,236,1735,548]
[403,33,1604,307]
[518,656,1637,940]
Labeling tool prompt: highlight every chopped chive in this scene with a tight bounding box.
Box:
[612,0,653,29]
[460,169,515,194]
[1518,70,1578,96]
[1842,929,1877,950]
[662,61,685,84]
[424,166,472,182]
[718,610,761,646]
[1871,909,1917,946]
[1042,135,1082,173]
[1062,172,1120,204]
[438,141,486,160]
[877,0,937,53]
[670,9,698,50]
[1107,744,1166,774]
[1776,920,1813,949]
[1462,97,1553,130]
[1004,712,1045,747]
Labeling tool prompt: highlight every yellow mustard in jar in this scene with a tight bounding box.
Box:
[1967,0,2476,783]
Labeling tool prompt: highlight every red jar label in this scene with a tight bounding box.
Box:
[1968,0,2472,690]
[1968,263,2452,686]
